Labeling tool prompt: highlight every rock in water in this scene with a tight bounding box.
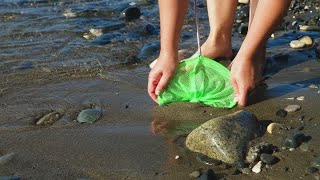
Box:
[186,110,259,164]
[77,109,102,123]
[120,7,141,21]
[290,40,306,49]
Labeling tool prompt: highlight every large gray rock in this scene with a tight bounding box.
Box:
[186,110,259,164]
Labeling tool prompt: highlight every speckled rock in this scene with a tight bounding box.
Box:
[77,109,102,123]
[246,143,276,163]
[186,110,259,164]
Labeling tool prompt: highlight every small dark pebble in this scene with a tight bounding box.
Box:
[260,153,279,165]
[237,161,247,169]
[125,104,129,109]
[276,109,287,118]
[283,132,310,148]
[120,7,141,21]
[307,167,318,173]
[197,169,217,180]
[238,23,248,35]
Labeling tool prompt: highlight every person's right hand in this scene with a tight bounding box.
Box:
[148,52,178,103]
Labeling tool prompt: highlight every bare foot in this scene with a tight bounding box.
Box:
[149,49,192,69]
[191,38,233,60]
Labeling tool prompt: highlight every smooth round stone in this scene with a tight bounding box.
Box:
[276,109,287,118]
[252,161,262,173]
[297,96,305,101]
[307,167,318,173]
[285,105,301,113]
[267,123,284,134]
[290,40,306,49]
[299,36,313,46]
[77,109,102,123]
[189,170,201,178]
[120,7,141,21]
[283,132,306,148]
[260,153,278,165]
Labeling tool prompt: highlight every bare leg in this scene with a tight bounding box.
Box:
[199,0,237,59]
[230,0,291,106]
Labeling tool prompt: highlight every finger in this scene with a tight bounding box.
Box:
[155,74,171,96]
[148,72,161,103]
[230,78,239,103]
[238,86,249,107]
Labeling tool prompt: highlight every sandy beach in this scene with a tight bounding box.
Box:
[1,0,320,179]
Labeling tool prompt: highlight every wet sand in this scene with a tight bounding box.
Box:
[1,39,320,179]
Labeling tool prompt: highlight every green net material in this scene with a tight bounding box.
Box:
[158,55,237,108]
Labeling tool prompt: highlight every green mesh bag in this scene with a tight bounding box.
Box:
[158,55,237,108]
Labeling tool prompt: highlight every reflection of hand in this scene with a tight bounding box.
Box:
[148,52,178,103]
[230,54,262,107]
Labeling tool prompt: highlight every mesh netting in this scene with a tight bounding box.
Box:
[158,55,237,108]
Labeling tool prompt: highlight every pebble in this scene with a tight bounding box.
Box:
[290,40,306,49]
[312,158,320,168]
[238,0,249,4]
[63,9,76,18]
[318,90,320,94]
[238,23,248,35]
[89,28,103,37]
[246,143,276,163]
[289,148,295,151]
[309,84,319,89]
[0,176,21,180]
[36,112,61,126]
[307,167,318,173]
[285,97,295,100]
[298,36,313,46]
[283,132,306,148]
[77,109,102,123]
[267,123,284,134]
[189,170,201,178]
[175,155,180,160]
[241,168,251,174]
[197,169,216,180]
[276,109,287,118]
[284,105,301,112]
[138,42,160,60]
[260,153,278,165]
[297,96,305,101]
[120,7,141,21]
[299,25,320,31]
[252,161,262,173]
[0,152,15,165]
[299,142,310,152]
